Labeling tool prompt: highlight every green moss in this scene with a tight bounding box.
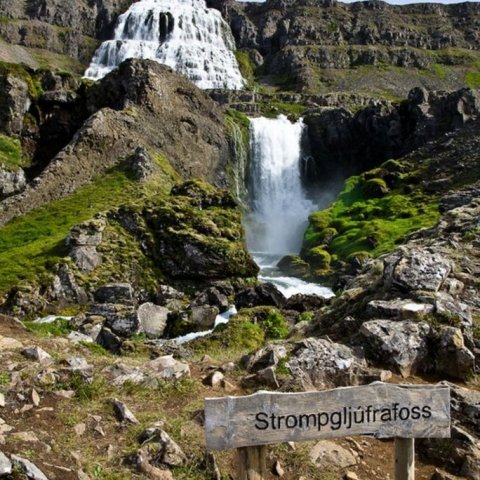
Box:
[466,71,480,88]
[235,50,256,86]
[297,311,314,323]
[23,318,73,336]
[363,178,389,198]
[0,61,42,97]
[261,100,306,119]
[0,134,23,171]
[302,167,441,266]
[305,246,331,270]
[432,63,446,79]
[262,309,288,339]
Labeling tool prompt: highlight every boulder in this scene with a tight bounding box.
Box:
[287,338,369,389]
[360,320,431,377]
[87,304,139,337]
[0,75,30,135]
[137,303,169,338]
[310,441,357,470]
[435,292,472,330]
[0,452,12,476]
[48,264,88,305]
[138,428,187,467]
[190,305,219,330]
[366,298,434,320]
[434,327,475,380]
[146,355,190,380]
[284,293,325,313]
[235,283,286,309]
[0,167,26,199]
[96,327,123,354]
[111,398,139,424]
[241,344,288,373]
[383,248,452,292]
[94,283,134,305]
[127,146,155,181]
[192,287,229,312]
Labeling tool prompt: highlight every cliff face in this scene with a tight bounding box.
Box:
[0,0,130,72]
[213,0,480,96]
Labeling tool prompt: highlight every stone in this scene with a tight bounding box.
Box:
[22,346,52,363]
[189,305,219,329]
[134,447,174,480]
[111,398,139,424]
[127,147,155,181]
[10,455,49,480]
[0,167,26,199]
[146,356,190,380]
[384,248,452,292]
[193,287,229,312]
[345,473,359,480]
[0,451,11,475]
[255,366,280,389]
[11,431,39,443]
[31,389,40,407]
[0,335,23,350]
[241,344,288,373]
[310,440,357,470]
[360,320,431,377]
[94,283,134,305]
[202,371,224,387]
[235,283,286,310]
[0,394,4,408]
[67,331,94,344]
[146,430,187,467]
[284,293,325,312]
[70,247,103,273]
[287,338,368,389]
[74,423,86,436]
[435,292,472,330]
[156,285,187,306]
[273,459,284,477]
[96,327,123,354]
[138,303,169,338]
[48,264,88,305]
[366,298,433,319]
[434,327,475,380]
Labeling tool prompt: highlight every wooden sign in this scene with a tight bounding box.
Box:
[205,383,450,451]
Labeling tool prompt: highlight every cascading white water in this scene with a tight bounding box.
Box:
[247,115,315,256]
[84,0,244,90]
[246,115,334,299]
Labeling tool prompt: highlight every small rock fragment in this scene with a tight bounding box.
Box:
[273,459,284,477]
[74,423,86,437]
[31,389,40,407]
[202,371,224,387]
[345,472,359,480]
[112,398,139,424]
[0,394,5,408]
[22,346,52,363]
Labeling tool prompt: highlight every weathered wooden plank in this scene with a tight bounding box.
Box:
[205,383,450,451]
[395,438,415,480]
[238,446,267,480]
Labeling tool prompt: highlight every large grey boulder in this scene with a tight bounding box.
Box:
[48,264,88,305]
[146,355,190,380]
[287,338,376,389]
[360,320,431,377]
[137,303,169,338]
[434,327,475,381]
[383,248,453,292]
[0,452,12,476]
[235,283,286,309]
[11,455,49,480]
[241,343,288,373]
[0,75,30,135]
[310,441,357,470]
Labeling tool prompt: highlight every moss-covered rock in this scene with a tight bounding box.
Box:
[363,178,389,198]
[144,179,258,281]
[277,255,310,277]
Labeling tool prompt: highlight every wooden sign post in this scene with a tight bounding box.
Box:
[205,383,450,480]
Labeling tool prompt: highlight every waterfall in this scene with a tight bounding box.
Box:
[84,0,244,90]
[246,115,315,256]
[246,115,334,299]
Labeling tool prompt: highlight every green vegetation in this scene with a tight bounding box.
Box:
[302,160,441,274]
[0,60,42,97]
[466,71,480,88]
[261,100,306,120]
[0,134,24,171]
[235,50,256,87]
[0,152,178,295]
[262,309,288,339]
[24,318,73,336]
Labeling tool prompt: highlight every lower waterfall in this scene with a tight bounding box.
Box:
[245,115,333,299]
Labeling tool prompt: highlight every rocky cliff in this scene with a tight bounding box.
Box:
[213,0,480,97]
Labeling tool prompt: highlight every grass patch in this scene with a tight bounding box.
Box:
[0,134,24,171]
[0,168,135,294]
[0,60,42,97]
[466,71,480,88]
[235,50,256,87]
[24,318,73,336]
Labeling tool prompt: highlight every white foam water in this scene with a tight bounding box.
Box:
[246,115,334,299]
[85,0,244,90]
